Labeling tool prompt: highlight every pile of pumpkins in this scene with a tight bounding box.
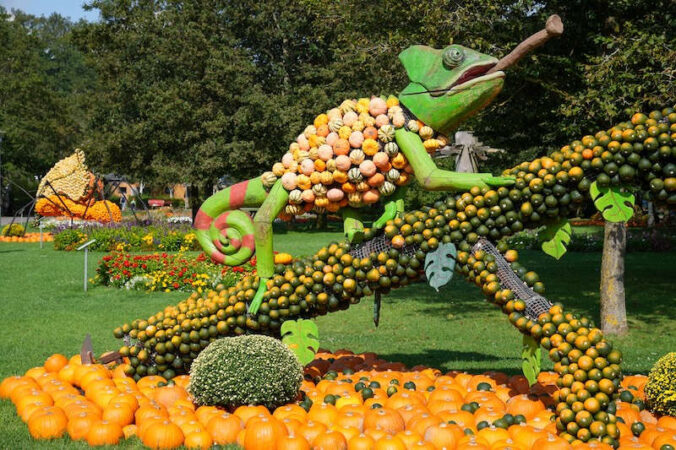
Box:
[261,96,447,216]
[0,232,53,243]
[2,350,675,449]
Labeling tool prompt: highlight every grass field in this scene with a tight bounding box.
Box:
[0,233,674,448]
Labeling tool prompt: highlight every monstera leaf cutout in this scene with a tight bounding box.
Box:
[281,319,319,365]
[424,242,457,292]
[540,219,572,260]
[521,335,542,386]
[590,182,635,222]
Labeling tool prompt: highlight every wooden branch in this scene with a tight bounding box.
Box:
[487,15,564,74]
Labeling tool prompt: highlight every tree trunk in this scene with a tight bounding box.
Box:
[599,221,628,335]
[190,185,200,222]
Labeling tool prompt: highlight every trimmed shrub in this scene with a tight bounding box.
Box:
[645,352,676,416]
[187,335,303,409]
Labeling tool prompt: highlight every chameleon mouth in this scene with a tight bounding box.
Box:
[403,63,504,97]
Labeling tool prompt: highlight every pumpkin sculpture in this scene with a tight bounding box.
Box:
[34,150,122,223]
[118,104,676,446]
[193,27,568,313]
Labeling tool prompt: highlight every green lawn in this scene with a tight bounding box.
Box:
[0,234,674,448]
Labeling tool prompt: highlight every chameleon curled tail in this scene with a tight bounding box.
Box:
[194,177,268,265]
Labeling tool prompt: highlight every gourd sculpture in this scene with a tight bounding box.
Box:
[117,15,675,445]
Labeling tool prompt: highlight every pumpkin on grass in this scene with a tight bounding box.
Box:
[86,420,123,446]
[27,407,67,439]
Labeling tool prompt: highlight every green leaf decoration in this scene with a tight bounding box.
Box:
[281,319,319,366]
[424,242,457,292]
[521,335,541,386]
[540,219,572,260]
[589,182,635,222]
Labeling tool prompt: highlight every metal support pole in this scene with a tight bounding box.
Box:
[77,239,96,292]
[39,223,44,249]
[84,248,88,292]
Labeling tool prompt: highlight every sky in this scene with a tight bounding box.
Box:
[0,0,99,21]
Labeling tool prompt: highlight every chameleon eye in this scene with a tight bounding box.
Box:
[443,47,464,68]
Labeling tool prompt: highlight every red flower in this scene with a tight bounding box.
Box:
[173,282,179,289]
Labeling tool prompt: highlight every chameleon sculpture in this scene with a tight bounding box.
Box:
[195,16,565,313]
[117,15,675,445]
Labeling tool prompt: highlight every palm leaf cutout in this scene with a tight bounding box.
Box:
[540,219,572,260]
[589,182,635,222]
[281,319,319,365]
[424,242,457,292]
[521,335,542,386]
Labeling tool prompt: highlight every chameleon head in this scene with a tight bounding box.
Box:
[398,44,505,136]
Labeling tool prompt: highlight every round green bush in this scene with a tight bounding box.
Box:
[187,335,303,409]
[644,352,676,416]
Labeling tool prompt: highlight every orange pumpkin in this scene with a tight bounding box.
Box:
[206,413,242,445]
[152,384,188,408]
[123,424,137,439]
[141,419,185,449]
[102,402,134,426]
[27,407,67,439]
[506,395,545,420]
[44,354,68,373]
[299,420,327,444]
[195,405,221,425]
[348,433,376,450]
[86,420,123,446]
[532,433,573,450]
[233,404,270,424]
[364,408,405,435]
[423,423,460,449]
[66,411,98,440]
[184,430,213,449]
[313,430,348,450]
[373,435,407,450]
[278,434,311,450]
[244,416,288,450]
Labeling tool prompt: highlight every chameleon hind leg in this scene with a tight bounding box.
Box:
[342,207,364,243]
[250,180,288,314]
[373,186,407,229]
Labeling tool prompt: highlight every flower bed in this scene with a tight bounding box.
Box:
[94,251,252,293]
[53,223,201,252]
[0,350,670,449]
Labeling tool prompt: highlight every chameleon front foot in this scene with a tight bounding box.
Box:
[373,201,399,229]
[248,279,268,315]
[346,228,364,244]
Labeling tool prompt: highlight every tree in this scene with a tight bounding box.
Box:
[0,8,93,213]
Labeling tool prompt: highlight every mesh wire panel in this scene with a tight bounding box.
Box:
[349,234,418,259]
[472,238,552,320]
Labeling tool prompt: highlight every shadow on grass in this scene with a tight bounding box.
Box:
[381,249,676,327]
[0,249,26,254]
[380,348,521,374]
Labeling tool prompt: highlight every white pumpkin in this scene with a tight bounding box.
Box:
[378,125,395,143]
[384,142,399,157]
[288,189,303,204]
[261,171,277,188]
[379,181,396,196]
[386,168,400,182]
[348,167,363,183]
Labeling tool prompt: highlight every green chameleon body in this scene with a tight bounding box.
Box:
[195,44,514,312]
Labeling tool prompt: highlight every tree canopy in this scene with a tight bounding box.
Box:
[0,9,94,212]
[1,0,673,211]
